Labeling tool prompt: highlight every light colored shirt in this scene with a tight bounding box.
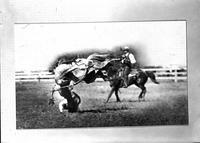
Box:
[125,53,136,64]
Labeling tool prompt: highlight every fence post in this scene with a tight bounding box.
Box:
[174,69,178,82]
[38,72,41,82]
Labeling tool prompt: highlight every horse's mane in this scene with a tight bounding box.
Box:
[105,59,124,77]
[108,59,123,68]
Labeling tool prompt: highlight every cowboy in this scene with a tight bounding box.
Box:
[54,59,75,89]
[121,46,137,88]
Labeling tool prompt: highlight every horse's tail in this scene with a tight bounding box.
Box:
[145,71,159,84]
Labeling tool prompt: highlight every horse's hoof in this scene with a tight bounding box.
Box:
[63,104,68,110]
[138,98,145,102]
[68,109,78,113]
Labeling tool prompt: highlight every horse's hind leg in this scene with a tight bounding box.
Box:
[137,85,146,102]
[138,90,143,101]
[141,86,146,101]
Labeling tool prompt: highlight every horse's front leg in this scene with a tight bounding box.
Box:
[84,71,96,83]
[106,87,115,103]
[115,88,121,102]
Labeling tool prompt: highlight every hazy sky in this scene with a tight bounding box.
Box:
[15,21,186,71]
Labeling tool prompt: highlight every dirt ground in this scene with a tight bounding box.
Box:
[16,80,188,129]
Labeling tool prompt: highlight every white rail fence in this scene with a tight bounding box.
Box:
[142,67,187,82]
[15,67,187,82]
[15,71,55,82]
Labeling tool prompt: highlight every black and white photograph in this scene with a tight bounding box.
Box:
[15,21,188,128]
[1,0,200,143]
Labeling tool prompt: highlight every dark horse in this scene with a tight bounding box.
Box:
[104,59,159,102]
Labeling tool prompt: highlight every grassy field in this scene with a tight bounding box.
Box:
[16,80,188,129]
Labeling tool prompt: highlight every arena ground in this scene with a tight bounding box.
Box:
[16,80,188,129]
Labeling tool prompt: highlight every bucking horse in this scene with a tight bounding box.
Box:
[48,53,111,113]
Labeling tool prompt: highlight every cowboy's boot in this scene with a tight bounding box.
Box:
[122,77,128,88]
